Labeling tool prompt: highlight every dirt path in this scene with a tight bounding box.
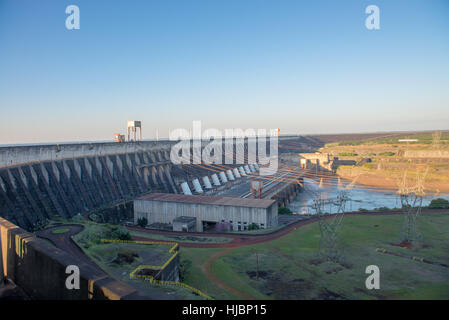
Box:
[201,247,257,300]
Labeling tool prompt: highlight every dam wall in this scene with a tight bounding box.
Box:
[0,137,306,231]
[0,142,179,230]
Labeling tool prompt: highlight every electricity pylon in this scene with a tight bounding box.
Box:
[397,167,428,245]
[432,131,441,151]
[312,190,349,262]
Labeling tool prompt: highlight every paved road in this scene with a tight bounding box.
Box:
[36,224,106,277]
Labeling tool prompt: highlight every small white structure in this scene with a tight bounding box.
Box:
[249,164,256,172]
[233,168,242,178]
[192,178,203,193]
[239,166,247,176]
[181,182,192,195]
[127,120,142,141]
[211,174,221,186]
[226,169,235,181]
[219,171,228,183]
[253,163,260,171]
[244,165,251,174]
[203,176,213,189]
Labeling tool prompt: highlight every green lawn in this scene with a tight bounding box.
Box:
[52,228,70,234]
[182,212,449,300]
[180,248,239,300]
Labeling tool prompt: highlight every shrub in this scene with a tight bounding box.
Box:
[137,217,148,228]
[428,198,449,209]
[379,152,395,157]
[278,206,293,215]
[338,141,363,146]
[248,223,260,231]
[109,225,132,240]
[179,259,192,282]
[338,152,358,157]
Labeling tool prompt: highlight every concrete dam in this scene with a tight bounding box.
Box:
[0,136,314,231]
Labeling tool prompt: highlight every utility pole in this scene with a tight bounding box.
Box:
[253,249,259,280]
[256,251,259,280]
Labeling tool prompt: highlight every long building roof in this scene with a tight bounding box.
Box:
[136,193,276,209]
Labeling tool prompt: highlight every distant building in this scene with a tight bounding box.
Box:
[114,133,125,143]
[134,193,278,232]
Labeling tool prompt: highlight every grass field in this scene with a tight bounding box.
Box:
[71,222,206,299]
[180,212,449,300]
[52,228,69,234]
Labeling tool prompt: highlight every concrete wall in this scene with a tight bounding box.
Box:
[0,141,174,168]
[156,250,180,282]
[0,217,143,300]
[0,136,304,169]
[134,200,278,232]
[0,149,178,230]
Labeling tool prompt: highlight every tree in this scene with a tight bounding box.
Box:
[278,206,292,215]
[248,223,260,231]
[137,217,148,228]
[429,198,449,209]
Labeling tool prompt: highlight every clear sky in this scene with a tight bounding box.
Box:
[1,0,448,144]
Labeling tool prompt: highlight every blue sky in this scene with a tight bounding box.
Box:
[1,0,448,144]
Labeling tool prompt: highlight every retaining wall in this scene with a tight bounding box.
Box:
[0,217,143,300]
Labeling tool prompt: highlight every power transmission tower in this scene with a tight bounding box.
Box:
[432,131,441,150]
[312,190,349,263]
[397,167,428,246]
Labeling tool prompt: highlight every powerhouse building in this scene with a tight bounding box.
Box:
[134,193,278,232]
